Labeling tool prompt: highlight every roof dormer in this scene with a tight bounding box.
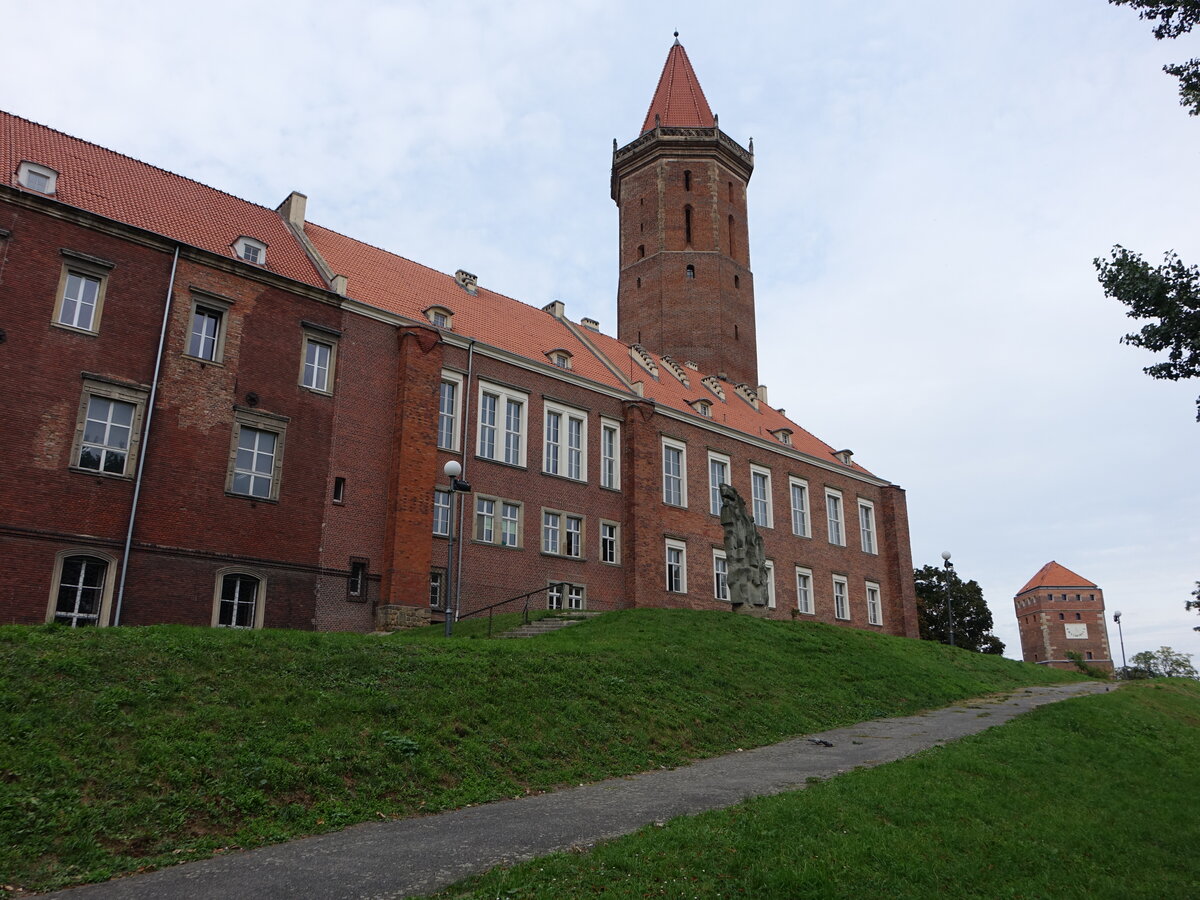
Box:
[690,399,713,417]
[771,428,793,446]
[547,349,573,370]
[17,160,58,195]
[233,236,267,265]
[425,306,454,329]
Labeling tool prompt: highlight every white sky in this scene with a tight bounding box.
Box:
[6,0,1197,663]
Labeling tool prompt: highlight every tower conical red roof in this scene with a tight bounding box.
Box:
[641,36,715,134]
[1016,561,1097,595]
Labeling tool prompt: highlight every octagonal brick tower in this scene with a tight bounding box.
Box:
[1014,561,1113,671]
[612,36,758,389]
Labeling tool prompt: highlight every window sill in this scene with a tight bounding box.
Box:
[541,471,588,485]
[52,322,100,337]
[540,552,586,562]
[69,465,133,481]
[474,456,527,471]
[224,491,279,505]
[472,540,524,551]
[599,484,622,493]
[183,353,226,367]
[299,385,334,397]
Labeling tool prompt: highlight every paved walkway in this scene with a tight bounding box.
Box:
[47,680,1110,899]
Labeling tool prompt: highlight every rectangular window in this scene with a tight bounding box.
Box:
[504,398,523,464]
[348,559,368,599]
[565,515,583,558]
[765,560,776,609]
[600,521,619,564]
[53,255,111,334]
[429,570,446,608]
[543,511,561,555]
[750,465,773,528]
[479,392,497,459]
[858,500,877,555]
[71,377,148,480]
[477,383,527,465]
[501,502,521,547]
[333,476,346,503]
[662,438,687,507]
[475,497,495,543]
[713,549,729,601]
[666,539,687,593]
[601,419,620,489]
[795,567,814,615]
[866,582,882,626]
[188,306,223,361]
[708,452,730,515]
[826,489,845,546]
[833,575,849,620]
[789,477,810,537]
[438,373,462,450]
[567,584,585,610]
[300,331,338,394]
[433,490,451,536]
[225,408,288,501]
[547,582,585,610]
[544,402,588,481]
[217,573,261,629]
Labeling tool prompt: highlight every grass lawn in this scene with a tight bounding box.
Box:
[431,680,1200,899]
[0,609,1080,894]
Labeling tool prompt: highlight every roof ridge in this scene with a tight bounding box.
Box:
[2,109,285,217]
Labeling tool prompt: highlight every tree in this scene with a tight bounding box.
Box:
[1129,645,1199,677]
[1109,1,1200,115]
[913,564,1005,654]
[1185,581,1200,630]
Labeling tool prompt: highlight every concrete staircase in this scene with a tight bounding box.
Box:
[496,611,604,638]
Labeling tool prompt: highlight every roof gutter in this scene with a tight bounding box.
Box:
[113,244,179,626]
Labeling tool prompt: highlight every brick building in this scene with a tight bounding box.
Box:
[1013,561,1113,670]
[0,39,920,637]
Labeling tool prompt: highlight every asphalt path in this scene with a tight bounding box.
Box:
[43,680,1110,899]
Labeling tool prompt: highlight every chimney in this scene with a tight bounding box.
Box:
[581,317,600,332]
[455,270,478,294]
[756,384,769,405]
[542,300,565,319]
[276,191,307,228]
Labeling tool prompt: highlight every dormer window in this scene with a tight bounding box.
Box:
[772,428,793,446]
[425,306,454,329]
[548,349,573,370]
[233,237,267,265]
[691,399,713,417]
[17,161,58,195]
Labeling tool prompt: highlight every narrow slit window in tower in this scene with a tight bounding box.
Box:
[728,181,734,202]
[734,323,739,340]
[728,216,736,257]
[734,274,740,289]
[638,244,645,259]
[684,206,693,246]
[684,170,692,191]
[685,265,695,279]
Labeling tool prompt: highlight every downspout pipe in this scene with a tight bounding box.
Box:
[453,340,476,623]
[113,245,180,625]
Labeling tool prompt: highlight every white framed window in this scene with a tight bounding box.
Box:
[826,488,845,546]
[212,568,267,629]
[543,510,583,557]
[833,575,850,620]
[52,253,112,334]
[750,465,773,528]
[795,567,814,615]
[501,501,521,548]
[227,408,288,501]
[858,499,877,555]
[713,549,729,601]
[429,570,446,608]
[765,560,776,609]
[662,437,688,507]
[543,510,560,555]
[300,330,338,394]
[789,477,810,538]
[18,160,58,194]
[600,520,620,565]
[71,377,149,479]
[565,515,583,557]
[544,402,588,481]
[866,581,883,626]
[438,371,464,450]
[475,496,522,548]
[433,490,451,536]
[233,236,267,265]
[600,419,621,490]
[347,558,368,600]
[46,550,116,627]
[475,496,496,543]
[426,306,453,329]
[548,582,586,611]
[478,382,528,466]
[708,451,730,516]
[188,304,224,362]
[548,350,573,369]
[665,539,687,593]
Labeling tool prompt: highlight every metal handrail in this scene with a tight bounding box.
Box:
[456,582,572,637]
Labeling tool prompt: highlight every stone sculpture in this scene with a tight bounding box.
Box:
[718,483,768,609]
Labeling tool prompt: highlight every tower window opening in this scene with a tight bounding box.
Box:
[734,323,739,340]
[640,222,644,233]
[636,277,641,288]
[728,215,736,258]
[734,274,740,289]
[728,181,734,202]
[685,265,695,279]
[638,244,645,259]
[684,170,692,191]
[684,206,693,246]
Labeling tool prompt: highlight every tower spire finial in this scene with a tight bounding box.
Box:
[673,31,680,44]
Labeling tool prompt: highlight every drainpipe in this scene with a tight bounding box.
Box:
[113,245,180,625]
[453,340,476,623]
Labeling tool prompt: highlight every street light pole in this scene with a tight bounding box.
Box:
[442,460,472,638]
[941,550,955,648]
[1112,610,1127,674]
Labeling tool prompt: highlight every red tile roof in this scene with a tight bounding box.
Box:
[1016,561,1097,595]
[1,111,325,288]
[640,38,715,134]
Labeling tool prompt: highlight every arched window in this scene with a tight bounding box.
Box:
[685,265,695,279]
[52,555,109,627]
[734,274,740,289]
[683,206,693,246]
[213,569,266,629]
[683,170,692,192]
[637,244,645,259]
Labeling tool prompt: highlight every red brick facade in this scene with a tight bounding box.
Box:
[1013,562,1113,671]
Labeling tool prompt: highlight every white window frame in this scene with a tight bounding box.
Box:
[565,514,583,558]
[426,306,453,329]
[475,496,496,543]
[795,566,814,615]
[185,293,232,364]
[211,567,268,629]
[708,451,730,516]
[665,539,688,593]
[543,509,581,557]
[18,160,58,194]
[826,488,845,546]
[547,582,587,611]
[789,477,811,538]
[70,376,149,480]
[233,236,267,265]
[662,437,688,508]
[52,253,112,335]
[600,520,620,565]
[299,329,338,395]
[477,381,528,466]
[45,549,117,628]
[543,401,588,482]
[501,500,522,548]
[433,489,451,536]
[858,499,877,555]
[713,548,729,601]
[833,575,850,620]
[429,569,446,608]
[600,418,621,490]
[765,560,776,609]
[437,370,464,451]
[750,465,773,528]
[226,408,288,502]
[866,581,883,626]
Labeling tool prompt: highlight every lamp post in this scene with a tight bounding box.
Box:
[442,460,471,638]
[941,551,955,647]
[1112,609,1127,674]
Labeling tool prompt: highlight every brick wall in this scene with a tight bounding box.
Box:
[1015,586,1113,670]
